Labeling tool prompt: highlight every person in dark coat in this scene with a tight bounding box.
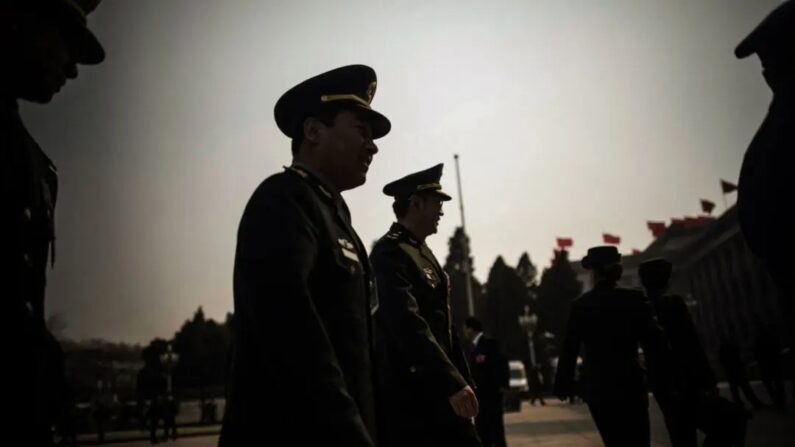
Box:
[1,1,104,445]
[528,365,546,406]
[465,317,509,447]
[371,164,481,447]
[639,258,719,447]
[554,246,665,447]
[735,0,795,399]
[219,65,390,447]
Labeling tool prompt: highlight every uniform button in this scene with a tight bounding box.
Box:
[349,265,356,275]
[23,253,32,266]
[409,366,417,373]
[22,208,32,221]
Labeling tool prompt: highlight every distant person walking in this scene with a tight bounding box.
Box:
[554,246,665,447]
[465,317,509,447]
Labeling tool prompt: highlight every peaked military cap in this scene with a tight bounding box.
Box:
[22,0,105,64]
[382,163,452,201]
[735,0,795,65]
[274,64,391,140]
[638,258,672,283]
[581,246,621,270]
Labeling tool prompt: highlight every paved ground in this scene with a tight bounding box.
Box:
[96,384,795,446]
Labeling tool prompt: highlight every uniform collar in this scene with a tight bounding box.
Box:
[473,332,484,347]
[286,163,343,203]
[386,222,422,247]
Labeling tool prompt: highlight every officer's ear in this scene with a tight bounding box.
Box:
[408,194,425,212]
[302,116,329,146]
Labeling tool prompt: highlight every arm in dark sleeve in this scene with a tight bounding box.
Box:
[235,187,373,446]
[673,296,716,388]
[554,303,581,396]
[371,247,468,397]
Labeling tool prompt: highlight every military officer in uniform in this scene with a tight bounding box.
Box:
[370,164,481,447]
[1,1,104,445]
[554,246,665,447]
[219,65,390,447]
[735,0,795,400]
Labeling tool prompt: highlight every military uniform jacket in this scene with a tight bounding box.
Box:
[220,165,377,447]
[554,282,665,401]
[738,92,795,279]
[370,223,474,436]
[1,98,65,445]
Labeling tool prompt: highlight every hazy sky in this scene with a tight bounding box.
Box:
[21,0,780,343]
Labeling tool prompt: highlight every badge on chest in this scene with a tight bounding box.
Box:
[337,237,359,263]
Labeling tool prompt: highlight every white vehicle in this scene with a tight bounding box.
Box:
[503,360,528,412]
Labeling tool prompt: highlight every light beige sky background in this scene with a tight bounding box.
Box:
[22,0,781,343]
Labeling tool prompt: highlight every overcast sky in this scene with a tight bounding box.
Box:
[21,0,780,343]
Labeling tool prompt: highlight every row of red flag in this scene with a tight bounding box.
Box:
[553,179,738,254]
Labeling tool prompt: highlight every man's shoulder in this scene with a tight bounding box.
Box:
[371,231,409,262]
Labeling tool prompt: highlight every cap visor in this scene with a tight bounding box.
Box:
[355,106,391,139]
[77,29,105,64]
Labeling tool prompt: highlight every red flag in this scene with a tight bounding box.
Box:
[556,237,573,248]
[720,179,737,194]
[602,233,621,245]
[700,199,715,214]
[632,249,641,255]
[671,218,685,226]
[647,221,666,238]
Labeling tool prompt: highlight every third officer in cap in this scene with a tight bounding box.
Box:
[735,0,795,400]
[554,246,666,447]
[370,164,482,447]
[1,1,104,445]
[220,65,389,447]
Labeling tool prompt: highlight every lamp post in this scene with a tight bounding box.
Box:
[517,305,539,367]
[160,342,179,395]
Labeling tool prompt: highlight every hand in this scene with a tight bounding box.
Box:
[449,386,479,419]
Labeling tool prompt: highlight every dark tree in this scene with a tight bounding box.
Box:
[535,250,582,356]
[483,256,531,361]
[444,227,485,330]
[171,307,232,400]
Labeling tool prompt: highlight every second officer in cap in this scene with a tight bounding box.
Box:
[220,65,389,447]
[371,164,481,447]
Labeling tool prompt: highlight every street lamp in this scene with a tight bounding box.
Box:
[517,305,539,367]
[160,342,179,395]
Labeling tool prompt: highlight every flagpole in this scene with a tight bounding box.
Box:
[454,154,475,317]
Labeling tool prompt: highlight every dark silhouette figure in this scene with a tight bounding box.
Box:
[639,258,723,447]
[528,365,546,406]
[1,1,103,445]
[220,66,390,447]
[735,0,795,399]
[162,394,179,441]
[718,331,763,408]
[752,319,786,408]
[554,246,665,447]
[148,397,163,444]
[465,317,509,447]
[371,165,481,447]
[56,385,77,447]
